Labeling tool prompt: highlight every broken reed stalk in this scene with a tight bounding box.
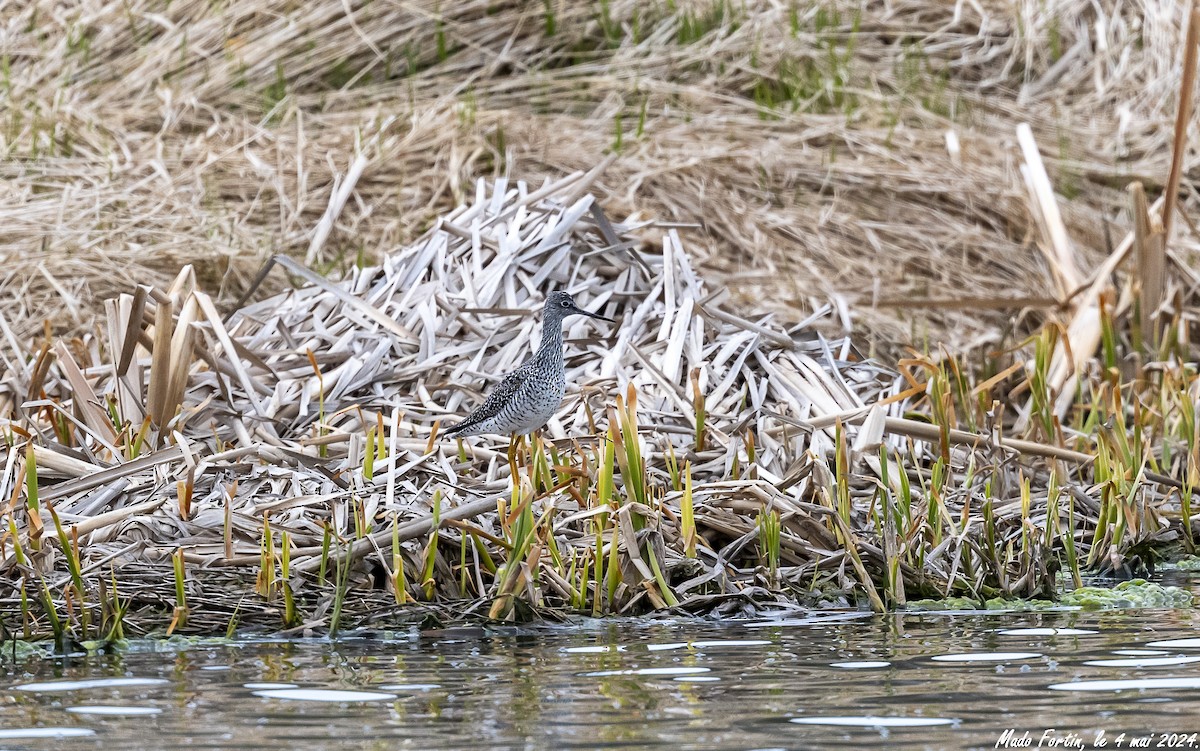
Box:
[1129,182,1166,349]
[1017,122,1081,299]
[1161,6,1200,245]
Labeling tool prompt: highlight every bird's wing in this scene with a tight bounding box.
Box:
[446,367,531,435]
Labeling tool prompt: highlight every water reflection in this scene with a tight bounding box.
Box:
[789,716,958,727]
[930,652,1043,662]
[1049,677,1200,691]
[1082,656,1200,667]
[1,607,1200,749]
[995,627,1097,636]
[65,706,162,716]
[0,728,97,739]
[251,688,398,702]
[1146,638,1200,648]
[15,677,170,692]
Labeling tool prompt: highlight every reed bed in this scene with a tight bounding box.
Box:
[2,0,1200,642]
[4,0,1200,353]
[1,165,1198,643]
[1,172,885,637]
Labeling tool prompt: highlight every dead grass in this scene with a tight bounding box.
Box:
[2,0,1200,639]
[3,0,1199,351]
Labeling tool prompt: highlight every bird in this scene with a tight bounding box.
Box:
[445,291,613,438]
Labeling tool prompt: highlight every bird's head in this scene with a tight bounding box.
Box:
[544,291,613,322]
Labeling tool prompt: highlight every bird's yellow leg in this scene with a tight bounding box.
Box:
[506,433,520,486]
[530,430,546,492]
[499,434,519,539]
[518,433,531,469]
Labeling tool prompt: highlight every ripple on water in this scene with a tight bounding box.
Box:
[66,706,163,716]
[789,716,958,727]
[830,661,891,669]
[583,667,711,677]
[1112,650,1169,656]
[646,640,770,652]
[689,640,771,649]
[0,728,97,739]
[252,688,398,702]
[378,684,441,691]
[14,678,170,692]
[1050,677,1200,692]
[931,652,1042,663]
[1146,638,1200,649]
[745,612,873,628]
[995,628,1097,636]
[563,645,624,654]
[1083,656,1200,668]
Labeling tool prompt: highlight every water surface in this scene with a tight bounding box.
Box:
[4,608,1200,749]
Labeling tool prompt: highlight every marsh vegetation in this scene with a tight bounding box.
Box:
[1,0,1199,643]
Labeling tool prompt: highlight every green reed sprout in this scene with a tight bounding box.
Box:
[168,548,188,635]
[421,490,442,600]
[757,508,781,587]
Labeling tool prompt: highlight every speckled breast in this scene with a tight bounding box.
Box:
[507,370,566,434]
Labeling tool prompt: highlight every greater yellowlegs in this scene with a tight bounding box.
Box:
[445,291,613,438]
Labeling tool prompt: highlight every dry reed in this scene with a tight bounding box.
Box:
[2,0,1200,638]
[3,0,1200,351]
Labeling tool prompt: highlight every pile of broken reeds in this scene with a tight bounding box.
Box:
[0,168,888,636]
[2,162,1199,642]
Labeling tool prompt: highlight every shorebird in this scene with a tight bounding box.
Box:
[445,291,613,438]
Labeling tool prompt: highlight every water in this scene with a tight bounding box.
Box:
[4,608,1200,750]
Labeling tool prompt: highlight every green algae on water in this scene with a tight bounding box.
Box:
[1158,556,1200,572]
[1061,580,1195,610]
[0,640,56,662]
[904,580,1195,612]
[903,596,1060,612]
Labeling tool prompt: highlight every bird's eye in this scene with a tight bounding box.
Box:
[561,300,571,307]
